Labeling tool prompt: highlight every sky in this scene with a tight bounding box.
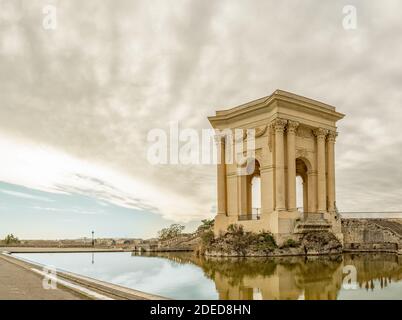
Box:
[1,0,402,239]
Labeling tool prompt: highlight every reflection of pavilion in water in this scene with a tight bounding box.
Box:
[206,256,343,300]
[132,252,402,300]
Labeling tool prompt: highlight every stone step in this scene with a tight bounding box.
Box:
[372,219,402,238]
[294,218,331,233]
[304,213,325,220]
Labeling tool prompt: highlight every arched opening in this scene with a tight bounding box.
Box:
[251,175,261,215]
[246,159,261,219]
[296,158,310,216]
[296,175,304,211]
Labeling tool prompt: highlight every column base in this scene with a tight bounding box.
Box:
[213,214,230,236]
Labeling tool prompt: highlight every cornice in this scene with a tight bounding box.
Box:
[208,89,345,127]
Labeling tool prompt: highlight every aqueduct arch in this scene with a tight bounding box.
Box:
[208,90,345,244]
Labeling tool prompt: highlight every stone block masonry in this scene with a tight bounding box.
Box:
[342,219,402,254]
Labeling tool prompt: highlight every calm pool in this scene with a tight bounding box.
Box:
[14,252,402,300]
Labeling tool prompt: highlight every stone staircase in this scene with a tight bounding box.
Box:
[157,233,200,251]
[371,219,402,238]
[294,213,332,234]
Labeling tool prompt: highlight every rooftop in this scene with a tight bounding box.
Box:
[209,89,345,124]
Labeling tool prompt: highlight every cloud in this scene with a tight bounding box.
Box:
[0,132,209,221]
[0,189,54,202]
[31,206,104,216]
[0,0,402,222]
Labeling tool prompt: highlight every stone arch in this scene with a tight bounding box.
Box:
[238,153,263,175]
[247,159,261,217]
[237,158,261,219]
[296,157,311,216]
[296,155,313,172]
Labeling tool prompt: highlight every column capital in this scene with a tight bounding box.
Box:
[327,131,338,142]
[287,120,300,134]
[287,120,298,211]
[271,118,287,132]
[214,133,227,144]
[313,128,329,139]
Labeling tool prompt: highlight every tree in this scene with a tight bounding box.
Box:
[158,224,185,240]
[4,234,20,245]
[197,219,214,233]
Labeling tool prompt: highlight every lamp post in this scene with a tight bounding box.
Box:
[91,230,94,247]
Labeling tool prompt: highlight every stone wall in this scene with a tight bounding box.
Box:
[342,219,402,254]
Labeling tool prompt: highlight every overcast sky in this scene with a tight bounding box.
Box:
[1,0,402,239]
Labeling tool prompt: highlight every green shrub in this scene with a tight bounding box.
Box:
[227,224,244,235]
[224,224,247,255]
[223,226,277,254]
[201,224,279,255]
[157,224,185,240]
[281,238,300,249]
[253,232,277,252]
[4,234,20,245]
[201,230,215,246]
[197,219,214,233]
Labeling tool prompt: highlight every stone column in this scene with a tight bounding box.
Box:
[286,121,299,211]
[237,173,248,215]
[273,119,287,211]
[215,134,227,215]
[307,171,317,214]
[314,128,328,213]
[260,134,274,215]
[327,131,337,213]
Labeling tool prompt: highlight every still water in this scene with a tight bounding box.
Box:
[14,252,402,300]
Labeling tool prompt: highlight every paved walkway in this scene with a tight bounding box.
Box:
[0,255,84,300]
